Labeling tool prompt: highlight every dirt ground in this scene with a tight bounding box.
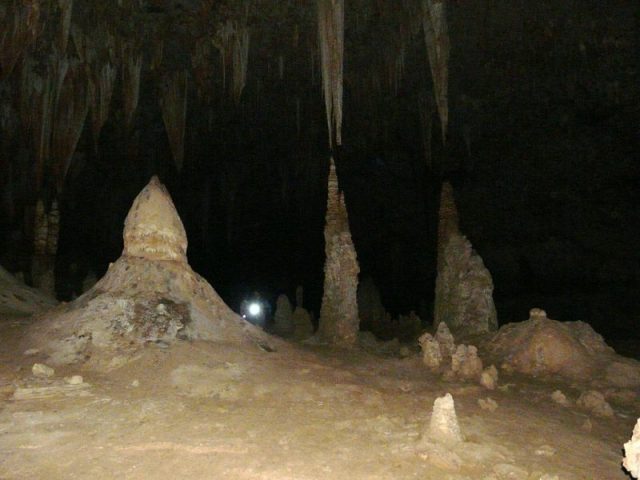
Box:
[0,312,636,480]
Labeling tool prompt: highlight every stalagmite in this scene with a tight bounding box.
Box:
[317,0,344,147]
[317,158,360,347]
[159,71,188,172]
[421,0,449,142]
[273,294,294,338]
[624,419,640,479]
[434,182,497,335]
[23,176,272,366]
[427,393,463,446]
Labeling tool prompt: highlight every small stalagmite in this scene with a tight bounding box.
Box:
[624,419,640,479]
[317,158,360,347]
[273,294,294,338]
[428,393,463,446]
[24,176,272,367]
[434,182,497,335]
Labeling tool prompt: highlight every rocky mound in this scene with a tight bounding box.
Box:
[23,177,273,367]
[488,308,640,388]
[0,266,57,315]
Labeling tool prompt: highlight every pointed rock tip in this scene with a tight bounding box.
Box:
[122,176,188,262]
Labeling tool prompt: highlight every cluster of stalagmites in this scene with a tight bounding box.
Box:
[24,176,270,367]
[272,287,313,341]
[317,159,360,347]
[419,322,497,389]
[434,182,497,336]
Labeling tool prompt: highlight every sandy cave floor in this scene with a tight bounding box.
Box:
[0,313,636,480]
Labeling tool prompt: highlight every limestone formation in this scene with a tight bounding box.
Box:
[577,390,614,418]
[427,393,463,446]
[451,344,483,381]
[488,308,640,386]
[23,176,272,367]
[295,285,304,308]
[435,322,455,359]
[434,182,497,335]
[273,294,294,338]
[398,311,422,341]
[357,276,387,337]
[624,419,640,479]
[317,158,360,347]
[0,265,57,315]
[480,365,499,390]
[292,307,314,341]
[122,176,188,262]
[418,332,442,369]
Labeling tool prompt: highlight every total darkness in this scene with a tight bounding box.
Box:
[0,1,638,353]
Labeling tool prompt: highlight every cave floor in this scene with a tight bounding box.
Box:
[0,313,635,480]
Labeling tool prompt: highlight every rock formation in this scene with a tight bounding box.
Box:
[624,419,640,479]
[273,294,294,338]
[357,276,388,337]
[434,182,497,335]
[317,158,360,347]
[292,307,314,341]
[450,344,483,381]
[23,176,272,367]
[489,308,640,387]
[0,266,57,315]
[418,332,442,369]
[427,393,463,446]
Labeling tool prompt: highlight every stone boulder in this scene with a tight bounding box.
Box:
[489,308,640,387]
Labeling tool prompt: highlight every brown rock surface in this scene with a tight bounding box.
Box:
[22,176,272,367]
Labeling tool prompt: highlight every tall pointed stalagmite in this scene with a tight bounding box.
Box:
[24,177,272,367]
[317,0,344,148]
[317,158,360,347]
[421,0,449,142]
[434,182,497,335]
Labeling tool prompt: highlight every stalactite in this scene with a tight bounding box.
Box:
[232,25,249,104]
[317,158,360,347]
[421,0,450,143]
[20,58,54,191]
[317,0,344,148]
[57,0,73,53]
[0,0,40,81]
[191,38,214,102]
[89,62,117,149]
[213,13,249,105]
[121,45,142,132]
[159,70,188,172]
[419,94,434,171]
[51,60,89,191]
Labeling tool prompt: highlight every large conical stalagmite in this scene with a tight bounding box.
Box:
[434,182,497,335]
[24,176,272,367]
[317,159,360,347]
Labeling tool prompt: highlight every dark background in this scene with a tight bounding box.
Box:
[0,1,638,353]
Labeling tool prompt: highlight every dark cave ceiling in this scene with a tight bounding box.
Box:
[0,0,638,341]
